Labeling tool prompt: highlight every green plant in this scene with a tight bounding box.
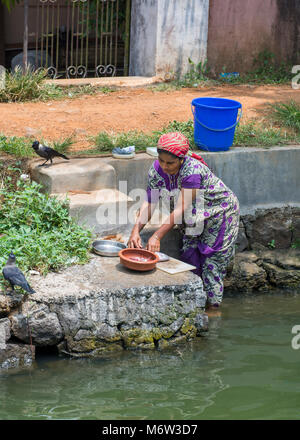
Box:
[0,135,34,158]
[148,82,182,92]
[291,239,300,249]
[0,67,49,102]
[0,177,92,290]
[219,50,292,85]
[52,136,74,154]
[233,120,299,147]
[154,119,195,148]
[268,239,276,249]
[177,58,212,88]
[0,65,115,103]
[93,130,158,152]
[251,50,290,82]
[92,119,196,154]
[1,0,20,11]
[0,134,75,158]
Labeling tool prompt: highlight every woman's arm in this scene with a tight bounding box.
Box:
[146,188,198,252]
[127,200,156,248]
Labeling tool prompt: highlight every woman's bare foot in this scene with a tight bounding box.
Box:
[205,307,222,318]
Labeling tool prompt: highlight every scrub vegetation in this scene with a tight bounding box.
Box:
[1,111,299,158]
[150,50,292,91]
[0,135,74,158]
[0,167,92,290]
[270,100,300,133]
[0,67,115,103]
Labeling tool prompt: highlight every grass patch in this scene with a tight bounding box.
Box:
[0,175,93,291]
[93,130,158,152]
[149,51,292,91]
[0,135,74,158]
[291,239,300,249]
[233,120,300,147]
[2,114,299,160]
[92,117,299,153]
[0,135,34,158]
[49,84,116,101]
[150,59,215,91]
[52,136,75,154]
[92,120,196,153]
[0,67,115,103]
[0,67,48,102]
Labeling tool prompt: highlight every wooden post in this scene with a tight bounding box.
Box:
[0,3,5,67]
[124,0,131,76]
[23,0,29,72]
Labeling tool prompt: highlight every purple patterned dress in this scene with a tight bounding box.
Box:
[147,156,240,307]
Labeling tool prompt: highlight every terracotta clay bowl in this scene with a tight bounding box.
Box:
[119,248,159,272]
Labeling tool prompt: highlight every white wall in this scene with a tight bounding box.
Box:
[130,0,209,77]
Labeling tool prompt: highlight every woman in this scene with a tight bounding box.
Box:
[128,132,240,310]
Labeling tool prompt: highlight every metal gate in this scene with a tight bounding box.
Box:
[31,0,130,78]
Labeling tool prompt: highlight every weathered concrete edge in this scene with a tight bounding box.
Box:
[104,146,300,215]
[2,279,208,365]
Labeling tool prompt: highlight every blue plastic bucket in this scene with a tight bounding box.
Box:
[191,97,242,151]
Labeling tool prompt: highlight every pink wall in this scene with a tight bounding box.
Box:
[207,0,300,74]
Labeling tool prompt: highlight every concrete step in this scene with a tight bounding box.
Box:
[45,75,162,88]
[30,158,116,194]
[53,189,135,236]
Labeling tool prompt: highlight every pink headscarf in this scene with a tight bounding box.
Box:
[158,132,208,167]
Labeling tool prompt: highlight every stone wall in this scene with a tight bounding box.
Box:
[0,257,208,369]
[104,147,300,216]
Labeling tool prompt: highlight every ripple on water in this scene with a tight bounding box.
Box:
[0,289,299,420]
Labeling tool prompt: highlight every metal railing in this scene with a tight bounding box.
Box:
[32,0,130,78]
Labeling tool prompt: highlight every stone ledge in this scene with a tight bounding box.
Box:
[44,76,162,88]
[224,249,300,292]
[29,158,117,193]
[1,255,207,360]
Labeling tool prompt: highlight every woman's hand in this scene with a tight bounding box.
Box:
[127,231,143,248]
[146,234,160,252]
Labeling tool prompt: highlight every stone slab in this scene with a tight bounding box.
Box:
[30,158,116,193]
[44,76,162,88]
[9,255,206,356]
[54,189,135,236]
[29,254,201,300]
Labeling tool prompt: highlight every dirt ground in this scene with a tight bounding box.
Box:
[0,83,299,151]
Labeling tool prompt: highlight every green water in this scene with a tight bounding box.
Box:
[0,290,300,420]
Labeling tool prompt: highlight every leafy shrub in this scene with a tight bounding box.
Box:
[0,134,73,158]
[0,67,49,102]
[0,66,114,103]
[0,135,34,158]
[233,120,299,147]
[0,179,92,285]
[270,101,300,133]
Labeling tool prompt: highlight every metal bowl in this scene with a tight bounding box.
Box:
[92,240,126,257]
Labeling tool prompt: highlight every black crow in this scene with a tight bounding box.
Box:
[2,252,35,294]
[32,140,70,166]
